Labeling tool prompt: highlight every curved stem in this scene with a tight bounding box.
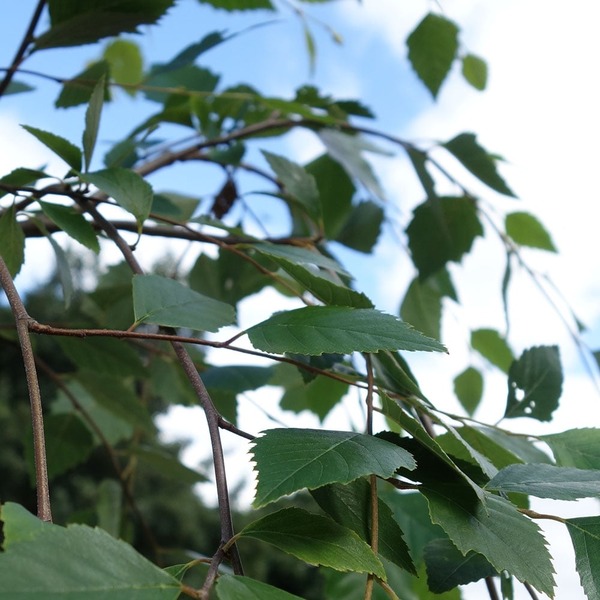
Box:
[0,0,47,98]
[0,256,52,521]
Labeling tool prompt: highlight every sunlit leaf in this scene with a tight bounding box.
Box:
[506,211,557,252]
[453,367,483,415]
[471,328,514,373]
[461,54,488,91]
[407,13,459,98]
[133,274,235,332]
[250,428,415,507]
[247,306,446,356]
[103,39,143,94]
[240,507,386,578]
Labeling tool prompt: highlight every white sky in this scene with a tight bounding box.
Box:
[2,1,600,598]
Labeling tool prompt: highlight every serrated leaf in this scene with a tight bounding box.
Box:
[247,306,446,356]
[216,574,304,600]
[461,54,488,91]
[566,517,600,600]
[424,538,496,593]
[55,61,110,108]
[39,201,100,252]
[0,503,180,598]
[319,129,386,199]
[24,414,94,484]
[422,490,555,596]
[250,428,415,507]
[542,428,600,469]
[443,133,515,197]
[0,167,50,199]
[81,168,153,228]
[0,204,25,276]
[1,502,50,549]
[486,463,600,500]
[133,274,235,332]
[505,345,562,421]
[471,328,514,373]
[263,151,320,221]
[371,351,426,401]
[103,39,143,94]
[251,242,349,275]
[407,13,459,98]
[272,257,373,308]
[83,76,106,171]
[406,197,483,280]
[505,211,557,252]
[21,125,82,171]
[240,507,385,578]
[311,479,416,573]
[453,367,483,415]
[400,276,443,341]
[335,200,384,254]
[36,0,175,49]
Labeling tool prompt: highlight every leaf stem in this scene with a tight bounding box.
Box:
[0,256,52,521]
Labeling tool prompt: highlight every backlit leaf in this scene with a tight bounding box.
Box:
[0,204,25,276]
[471,328,514,373]
[0,503,180,599]
[21,125,82,171]
[505,345,562,421]
[400,276,443,341]
[247,306,446,356]
[542,428,600,469]
[422,490,555,596]
[443,133,515,197]
[407,13,459,98]
[133,274,235,332]
[81,168,153,228]
[506,211,557,252]
[252,242,349,275]
[103,39,143,94]
[566,517,600,600]
[239,507,385,578]
[250,428,415,507]
[461,54,488,91]
[0,167,50,199]
[83,76,106,171]
[453,367,483,415]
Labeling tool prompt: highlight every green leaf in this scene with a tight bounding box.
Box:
[505,345,563,421]
[406,13,459,98]
[21,125,82,171]
[159,30,233,73]
[0,204,25,276]
[263,151,320,221]
[103,39,143,94]
[24,414,94,484]
[461,54,488,91]
[400,276,443,341]
[542,428,600,469]
[311,479,416,573]
[407,147,436,199]
[143,64,219,103]
[424,538,496,593]
[422,490,555,596]
[133,274,235,332]
[443,133,515,197]
[132,445,208,484]
[0,503,180,598]
[271,257,373,308]
[81,168,153,229]
[151,192,200,221]
[318,129,386,199]
[1,502,50,549]
[251,242,349,275]
[240,507,385,578]
[335,200,384,254]
[453,367,483,415]
[372,351,426,401]
[0,167,50,199]
[471,328,514,373]
[566,517,600,600]
[505,211,557,252]
[305,154,355,238]
[96,479,122,538]
[406,197,484,280]
[247,306,446,356]
[39,201,100,252]
[196,0,274,10]
[216,574,304,600]
[486,463,600,500]
[250,428,416,507]
[55,61,110,108]
[36,0,176,49]
[201,365,274,394]
[83,76,106,171]
[5,81,34,95]
[40,226,74,307]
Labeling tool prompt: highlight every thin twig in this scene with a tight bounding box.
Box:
[0,256,52,521]
[0,0,46,98]
[484,577,500,600]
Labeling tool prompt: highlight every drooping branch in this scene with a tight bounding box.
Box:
[0,256,52,522]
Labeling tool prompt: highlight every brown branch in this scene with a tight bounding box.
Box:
[0,0,46,98]
[0,257,52,521]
